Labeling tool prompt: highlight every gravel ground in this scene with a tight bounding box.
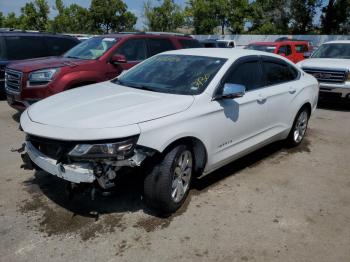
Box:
[0,100,349,262]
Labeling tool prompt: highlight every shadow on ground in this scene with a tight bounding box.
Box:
[318,100,350,112]
[23,137,311,218]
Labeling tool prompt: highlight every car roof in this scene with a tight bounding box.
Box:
[0,30,77,39]
[99,32,194,40]
[323,40,350,44]
[162,48,288,61]
[250,41,308,46]
[249,42,277,46]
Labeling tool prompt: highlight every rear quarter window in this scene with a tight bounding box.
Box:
[4,36,48,60]
[45,37,78,56]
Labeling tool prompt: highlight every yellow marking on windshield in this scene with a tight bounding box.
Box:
[192,74,210,88]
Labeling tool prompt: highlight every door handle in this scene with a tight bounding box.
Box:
[257,94,267,104]
[289,87,297,94]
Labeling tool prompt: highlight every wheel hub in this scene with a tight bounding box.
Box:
[171,150,192,203]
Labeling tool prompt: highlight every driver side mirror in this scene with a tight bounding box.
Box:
[110,54,127,65]
[217,83,246,99]
[278,52,287,57]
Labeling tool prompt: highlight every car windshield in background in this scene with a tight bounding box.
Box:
[113,54,227,95]
[311,43,350,59]
[245,44,276,53]
[63,37,117,60]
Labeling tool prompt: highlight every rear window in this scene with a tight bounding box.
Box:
[45,37,78,56]
[179,39,201,49]
[295,44,308,53]
[4,36,48,60]
[147,38,175,57]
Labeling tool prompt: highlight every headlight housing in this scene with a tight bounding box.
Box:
[28,68,60,87]
[68,137,138,159]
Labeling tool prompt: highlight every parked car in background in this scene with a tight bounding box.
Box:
[245,41,311,63]
[20,48,318,213]
[5,32,200,110]
[275,37,315,51]
[297,40,350,102]
[199,39,235,48]
[0,31,79,99]
[217,39,236,48]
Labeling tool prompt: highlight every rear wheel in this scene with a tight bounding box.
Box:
[143,145,193,214]
[286,107,310,146]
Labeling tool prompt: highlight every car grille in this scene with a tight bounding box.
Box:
[27,135,76,162]
[5,69,23,93]
[302,68,348,84]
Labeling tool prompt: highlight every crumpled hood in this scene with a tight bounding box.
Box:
[7,57,91,73]
[27,81,194,129]
[298,58,350,71]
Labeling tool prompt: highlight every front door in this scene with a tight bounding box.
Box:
[205,56,270,171]
[105,38,148,79]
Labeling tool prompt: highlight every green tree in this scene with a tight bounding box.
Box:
[90,0,137,33]
[186,0,249,35]
[248,0,290,34]
[0,12,4,27]
[144,0,185,31]
[227,0,250,34]
[321,0,350,34]
[186,0,225,34]
[19,0,50,31]
[290,0,321,34]
[50,0,93,33]
[3,12,21,28]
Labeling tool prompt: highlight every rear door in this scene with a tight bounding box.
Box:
[4,36,47,60]
[277,44,293,62]
[260,56,301,136]
[294,43,308,63]
[45,36,78,56]
[146,38,176,58]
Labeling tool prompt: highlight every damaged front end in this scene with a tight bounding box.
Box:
[21,134,157,194]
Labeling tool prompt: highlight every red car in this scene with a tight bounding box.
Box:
[245,41,311,63]
[5,33,200,110]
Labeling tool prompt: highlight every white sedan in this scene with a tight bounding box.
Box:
[20,48,319,213]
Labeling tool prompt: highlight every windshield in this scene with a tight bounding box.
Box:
[63,37,117,60]
[245,44,276,53]
[311,43,350,59]
[113,54,227,95]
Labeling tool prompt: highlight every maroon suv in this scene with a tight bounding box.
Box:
[5,33,200,110]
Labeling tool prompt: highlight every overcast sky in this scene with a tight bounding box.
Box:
[0,0,187,28]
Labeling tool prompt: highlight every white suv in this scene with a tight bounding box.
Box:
[20,49,319,213]
[297,40,350,102]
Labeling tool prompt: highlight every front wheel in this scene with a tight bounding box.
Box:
[286,107,310,147]
[143,145,193,214]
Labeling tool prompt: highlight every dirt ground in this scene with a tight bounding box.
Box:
[0,100,350,262]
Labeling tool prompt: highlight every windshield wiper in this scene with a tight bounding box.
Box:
[115,80,154,91]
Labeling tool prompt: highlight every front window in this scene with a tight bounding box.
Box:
[63,37,117,60]
[245,44,276,53]
[312,43,350,59]
[113,54,227,95]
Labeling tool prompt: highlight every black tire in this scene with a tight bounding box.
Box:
[286,106,310,147]
[143,144,193,214]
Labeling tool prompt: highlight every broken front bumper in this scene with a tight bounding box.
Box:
[25,141,96,184]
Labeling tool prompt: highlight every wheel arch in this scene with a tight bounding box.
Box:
[161,136,208,176]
